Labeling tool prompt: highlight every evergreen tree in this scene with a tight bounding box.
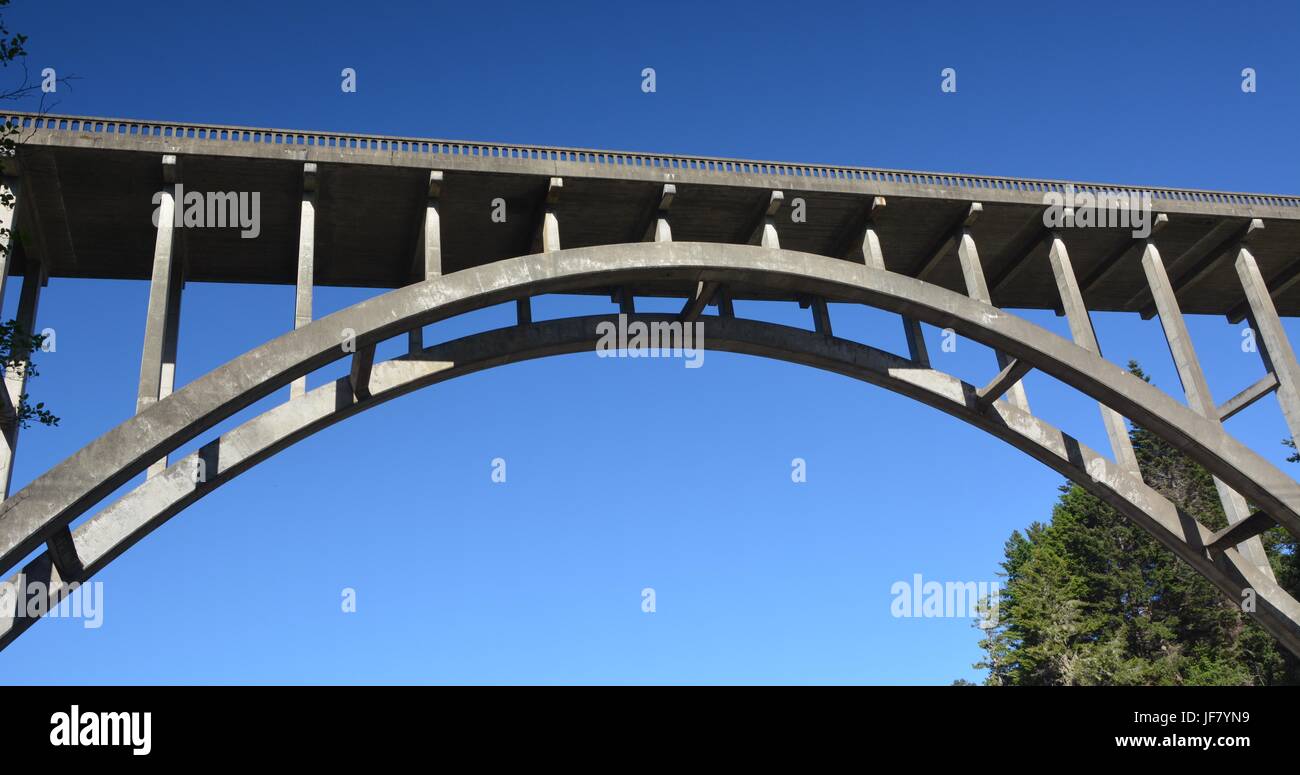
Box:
[976,362,1300,685]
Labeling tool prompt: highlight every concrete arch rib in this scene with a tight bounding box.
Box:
[0,242,1298,595]
[2,314,1298,655]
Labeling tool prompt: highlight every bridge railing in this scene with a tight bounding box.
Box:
[5,111,1300,210]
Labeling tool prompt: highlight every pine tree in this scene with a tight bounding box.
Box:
[976,362,1300,685]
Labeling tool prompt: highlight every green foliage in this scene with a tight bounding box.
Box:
[0,2,57,432]
[0,319,56,429]
[976,361,1300,685]
[0,1,26,68]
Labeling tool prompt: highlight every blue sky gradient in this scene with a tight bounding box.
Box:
[2,0,1299,683]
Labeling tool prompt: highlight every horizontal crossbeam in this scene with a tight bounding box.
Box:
[1207,510,1277,553]
[976,358,1033,410]
[1217,372,1280,422]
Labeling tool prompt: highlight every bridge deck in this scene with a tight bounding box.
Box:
[7,112,1300,316]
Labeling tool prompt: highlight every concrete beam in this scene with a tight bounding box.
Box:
[349,344,375,401]
[913,202,981,283]
[1207,510,1278,554]
[954,219,1029,413]
[1218,372,1279,422]
[902,318,929,367]
[1079,213,1168,297]
[136,155,184,478]
[0,176,20,314]
[680,280,718,322]
[976,357,1033,410]
[715,285,735,318]
[811,297,832,336]
[0,176,22,498]
[8,152,63,281]
[1129,219,1262,318]
[1226,255,1300,324]
[858,197,887,269]
[1046,235,1140,476]
[987,207,1057,298]
[840,196,928,366]
[408,170,443,353]
[291,163,317,398]
[415,170,443,278]
[1143,241,1273,577]
[45,525,81,581]
[1237,246,1300,446]
[614,287,635,315]
[0,261,44,499]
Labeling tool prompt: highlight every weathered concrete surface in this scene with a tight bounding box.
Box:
[1047,235,1140,477]
[0,263,42,498]
[953,218,1030,413]
[1143,242,1274,577]
[1238,246,1300,445]
[2,313,1297,655]
[136,157,183,478]
[2,242,1300,589]
[291,162,317,398]
[8,112,1300,316]
[3,112,1300,660]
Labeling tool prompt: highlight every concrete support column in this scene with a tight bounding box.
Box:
[715,286,734,318]
[859,198,886,271]
[681,281,718,322]
[0,173,80,576]
[902,317,930,367]
[291,163,317,398]
[1047,234,1140,476]
[408,171,442,353]
[0,176,21,497]
[1237,246,1300,445]
[0,176,19,309]
[956,223,1030,412]
[1144,242,1274,578]
[540,177,562,253]
[644,184,674,243]
[811,297,832,336]
[855,196,927,366]
[616,288,635,315]
[136,155,184,479]
[0,262,42,498]
[750,191,783,249]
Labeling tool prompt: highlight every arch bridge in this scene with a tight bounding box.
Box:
[2,113,1300,654]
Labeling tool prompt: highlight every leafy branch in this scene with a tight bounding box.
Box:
[0,0,66,432]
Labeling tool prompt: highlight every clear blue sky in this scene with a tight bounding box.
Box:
[3,0,1299,684]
